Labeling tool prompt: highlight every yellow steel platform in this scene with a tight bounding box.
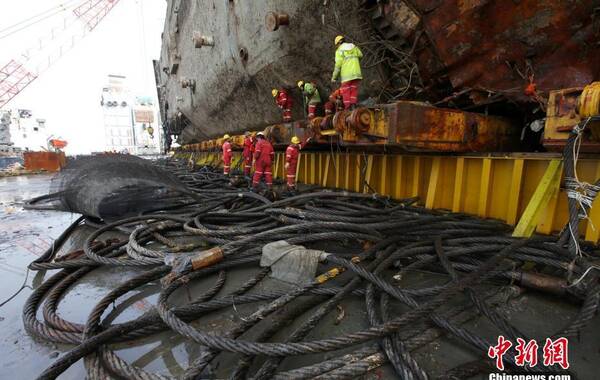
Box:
[177,151,600,243]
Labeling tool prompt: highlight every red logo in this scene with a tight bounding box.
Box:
[488,336,569,370]
[488,336,513,371]
[514,338,539,367]
[543,337,569,369]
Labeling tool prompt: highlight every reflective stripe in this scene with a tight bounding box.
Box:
[264,172,272,175]
[286,175,296,178]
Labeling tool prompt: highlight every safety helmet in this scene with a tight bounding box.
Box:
[334,35,344,45]
[297,80,304,89]
[256,131,265,137]
[223,134,230,140]
[271,89,278,97]
[291,136,300,144]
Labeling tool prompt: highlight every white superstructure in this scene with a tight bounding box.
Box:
[101,75,162,154]
[0,109,50,155]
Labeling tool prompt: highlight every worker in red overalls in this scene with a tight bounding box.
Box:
[272,88,293,122]
[252,132,274,190]
[222,134,232,175]
[324,87,344,116]
[242,131,254,177]
[284,136,310,193]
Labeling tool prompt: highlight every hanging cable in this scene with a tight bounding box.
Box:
[0,0,81,40]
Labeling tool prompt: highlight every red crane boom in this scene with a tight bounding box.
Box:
[73,0,121,31]
[0,60,38,108]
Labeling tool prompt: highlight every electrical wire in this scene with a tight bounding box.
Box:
[0,0,82,40]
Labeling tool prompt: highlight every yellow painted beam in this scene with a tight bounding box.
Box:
[584,162,600,242]
[452,157,465,212]
[322,155,331,187]
[426,157,441,209]
[412,157,421,197]
[335,154,340,189]
[478,158,493,217]
[296,153,302,183]
[344,153,350,191]
[310,154,316,184]
[506,159,524,225]
[513,160,563,237]
[318,154,323,180]
[536,177,561,235]
[355,155,361,192]
[395,156,403,198]
[363,155,373,193]
[303,152,308,183]
[274,155,280,179]
[379,156,388,194]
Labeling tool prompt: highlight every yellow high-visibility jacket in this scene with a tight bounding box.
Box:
[332,43,363,83]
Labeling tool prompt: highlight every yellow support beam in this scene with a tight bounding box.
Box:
[304,152,308,183]
[513,160,563,238]
[584,162,600,243]
[394,156,403,198]
[412,157,421,197]
[426,157,441,209]
[335,154,340,189]
[452,157,465,212]
[536,177,561,235]
[296,153,302,183]
[354,155,361,192]
[274,154,281,179]
[322,155,331,187]
[506,159,524,225]
[344,153,350,190]
[310,153,316,184]
[379,156,388,194]
[478,158,493,217]
[363,155,373,193]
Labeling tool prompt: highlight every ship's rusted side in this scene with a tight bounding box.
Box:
[415,0,600,101]
[407,0,600,103]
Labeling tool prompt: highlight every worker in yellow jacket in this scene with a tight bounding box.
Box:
[331,35,363,110]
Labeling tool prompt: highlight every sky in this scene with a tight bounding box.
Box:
[0,0,167,154]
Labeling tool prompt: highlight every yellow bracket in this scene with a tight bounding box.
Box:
[321,130,339,136]
[513,160,563,237]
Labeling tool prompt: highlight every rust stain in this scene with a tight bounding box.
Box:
[410,0,599,103]
[23,152,66,172]
[391,101,516,152]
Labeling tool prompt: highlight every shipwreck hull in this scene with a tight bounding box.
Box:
[157,0,599,147]
[158,0,383,144]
